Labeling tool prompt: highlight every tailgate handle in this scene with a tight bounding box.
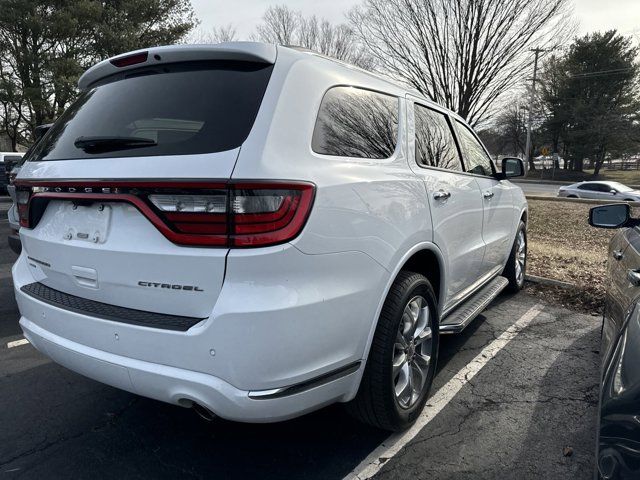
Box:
[72,266,98,289]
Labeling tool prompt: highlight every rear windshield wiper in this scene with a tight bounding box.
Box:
[74,136,157,153]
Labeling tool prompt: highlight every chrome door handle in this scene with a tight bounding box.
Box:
[628,269,640,286]
[613,250,624,261]
[483,191,494,199]
[433,190,451,200]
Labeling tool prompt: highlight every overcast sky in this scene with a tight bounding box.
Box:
[191,0,640,40]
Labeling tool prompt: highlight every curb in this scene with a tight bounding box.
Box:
[525,195,640,206]
[0,197,11,204]
[525,274,576,289]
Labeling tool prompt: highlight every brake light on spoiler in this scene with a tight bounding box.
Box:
[14,181,315,248]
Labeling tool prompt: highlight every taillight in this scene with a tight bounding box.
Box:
[231,184,313,247]
[16,188,31,227]
[14,181,315,248]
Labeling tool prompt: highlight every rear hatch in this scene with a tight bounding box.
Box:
[16,52,275,319]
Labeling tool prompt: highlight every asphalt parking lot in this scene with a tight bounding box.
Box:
[0,213,601,479]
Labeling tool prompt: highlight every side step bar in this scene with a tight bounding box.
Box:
[439,276,509,334]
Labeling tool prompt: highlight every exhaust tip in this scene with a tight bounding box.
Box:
[192,402,217,422]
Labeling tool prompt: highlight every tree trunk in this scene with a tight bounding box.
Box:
[573,157,584,172]
[593,147,607,176]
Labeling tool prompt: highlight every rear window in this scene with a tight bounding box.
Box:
[312,86,398,159]
[26,61,274,162]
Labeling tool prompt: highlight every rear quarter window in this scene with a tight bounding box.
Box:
[312,86,399,159]
[25,60,274,162]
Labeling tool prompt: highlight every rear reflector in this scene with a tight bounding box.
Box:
[110,52,148,68]
[14,181,315,248]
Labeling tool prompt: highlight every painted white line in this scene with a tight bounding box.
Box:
[344,303,544,480]
[7,338,29,348]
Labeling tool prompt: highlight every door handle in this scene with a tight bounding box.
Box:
[433,190,451,200]
[613,250,624,261]
[483,190,494,199]
[628,269,640,286]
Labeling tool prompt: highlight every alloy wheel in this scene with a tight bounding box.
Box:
[392,295,433,409]
[515,230,526,285]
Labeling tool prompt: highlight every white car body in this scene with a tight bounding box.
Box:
[558,181,640,201]
[12,43,527,423]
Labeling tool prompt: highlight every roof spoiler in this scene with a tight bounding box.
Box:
[78,42,277,90]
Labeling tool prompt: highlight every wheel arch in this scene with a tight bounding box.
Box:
[344,242,446,402]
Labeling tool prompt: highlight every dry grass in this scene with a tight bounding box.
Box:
[525,199,616,314]
[584,169,640,185]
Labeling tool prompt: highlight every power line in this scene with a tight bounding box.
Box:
[569,67,634,78]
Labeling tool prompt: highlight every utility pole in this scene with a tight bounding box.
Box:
[525,48,544,172]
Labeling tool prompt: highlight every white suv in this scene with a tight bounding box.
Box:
[12,42,527,431]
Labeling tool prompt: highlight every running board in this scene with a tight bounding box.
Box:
[439,276,509,334]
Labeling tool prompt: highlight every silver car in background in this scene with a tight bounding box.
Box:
[558,181,640,201]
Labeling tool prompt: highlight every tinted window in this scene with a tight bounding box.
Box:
[578,183,607,192]
[455,121,494,176]
[414,105,462,171]
[312,87,398,159]
[26,61,274,162]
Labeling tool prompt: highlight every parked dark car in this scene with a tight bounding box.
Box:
[590,203,640,479]
[1,152,24,194]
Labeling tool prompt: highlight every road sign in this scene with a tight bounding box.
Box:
[540,146,551,156]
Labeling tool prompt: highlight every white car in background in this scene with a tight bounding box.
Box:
[558,181,640,201]
[12,42,528,431]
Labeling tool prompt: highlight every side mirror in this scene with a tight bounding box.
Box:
[610,190,617,195]
[589,204,631,229]
[498,157,524,179]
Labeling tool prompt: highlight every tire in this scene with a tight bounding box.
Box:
[346,271,439,431]
[567,195,578,198]
[503,221,527,292]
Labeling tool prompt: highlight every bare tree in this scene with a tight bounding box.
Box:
[495,100,529,157]
[254,5,374,69]
[256,5,299,45]
[349,0,574,126]
[187,24,238,44]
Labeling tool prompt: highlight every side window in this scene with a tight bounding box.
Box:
[312,87,399,159]
[579,183,603,192]
[455,120,494,176]
[414,105,462,172]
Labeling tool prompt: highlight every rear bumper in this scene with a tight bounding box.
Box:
[20,316,360,422]
[13,243,388,422]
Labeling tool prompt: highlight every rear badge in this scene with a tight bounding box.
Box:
[138,281,203,292]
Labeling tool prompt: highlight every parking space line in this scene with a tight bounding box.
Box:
[344,303,544,480]
[7,338,29,348]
